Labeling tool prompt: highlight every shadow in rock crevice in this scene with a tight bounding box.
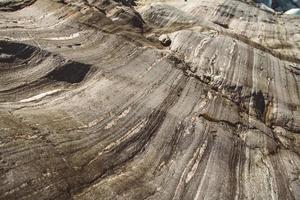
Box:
[0,40,43,66]
[47,62,91,84]
[0,0,37,12]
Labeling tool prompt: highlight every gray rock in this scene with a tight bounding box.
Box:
[0,0,299,200]
[159,34,171,46]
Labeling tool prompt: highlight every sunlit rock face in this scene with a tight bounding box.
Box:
[0,0,300,200]
[285,7,300,15]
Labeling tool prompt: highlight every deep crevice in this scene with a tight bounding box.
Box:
[47,62,91,84]
[0,40,40,65]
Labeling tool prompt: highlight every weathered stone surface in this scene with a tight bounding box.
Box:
[0,0,299,200]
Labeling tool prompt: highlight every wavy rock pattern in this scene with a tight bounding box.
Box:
[0,0,299,200]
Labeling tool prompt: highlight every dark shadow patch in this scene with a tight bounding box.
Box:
[252,90,265,119]
[120,0,138,6]
[47,62,91,84]
[0,40,38,63]
[213,21,229,29]
[0,0,37,12]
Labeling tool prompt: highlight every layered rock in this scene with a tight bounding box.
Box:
[0,0,299,200]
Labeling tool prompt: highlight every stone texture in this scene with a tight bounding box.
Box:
[0,0,299,200]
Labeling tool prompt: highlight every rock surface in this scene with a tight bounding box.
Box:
[285,7,300,15]
[0,0,300,200]
[255,0,300,11]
